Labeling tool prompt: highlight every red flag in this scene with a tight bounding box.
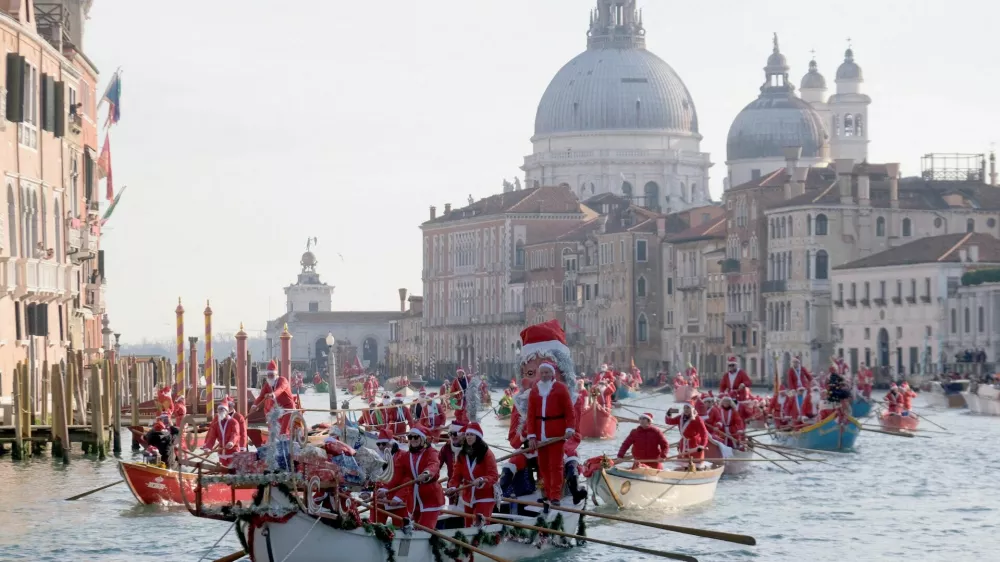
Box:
[97,133,113,200]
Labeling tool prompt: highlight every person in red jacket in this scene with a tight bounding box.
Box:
[713,396,746,448]
[446,422,499,523]
[704,394,722,426]
[449,369,474,425]
[673,372,688,389]
[438,422,464,479]
[171,395,187,429]
[900,382,917,413]
[884,384,903,414]
[509,379,519,395]
[616,413,669,469]
[664,403,709,468]
[387,394,412,435]
[203,403,240,467]
[785,356,813,391]
[378,425,445,529]
[856,364,874,398]
[249,360,296,434]
[686,364,700,389]
[221,395,248,450]
[157,385,174,415]
[719,356,753,394]
[526,362,576,503]
[782,387,815,427]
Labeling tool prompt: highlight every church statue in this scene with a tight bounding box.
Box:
[514,177,522,190]
[306,236,317,251]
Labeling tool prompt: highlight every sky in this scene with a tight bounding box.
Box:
[84,0,1000,342]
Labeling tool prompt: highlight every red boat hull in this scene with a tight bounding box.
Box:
[578,405,618,439]
[119,461,256,505]
[879,411,919,431]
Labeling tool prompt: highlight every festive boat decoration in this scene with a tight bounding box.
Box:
[588,459,724,509]
[314,381,330,393]
[772,412,861,452]
[878,411,920,432]
[118,460,256,505]
[578,402,618,439]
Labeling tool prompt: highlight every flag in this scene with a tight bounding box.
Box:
[97,133,113,200]
[100,69,122,127]
[101,186,126,223]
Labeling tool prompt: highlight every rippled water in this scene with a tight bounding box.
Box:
[2,392,997,562]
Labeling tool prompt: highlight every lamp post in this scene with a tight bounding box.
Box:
[326,333,338,412]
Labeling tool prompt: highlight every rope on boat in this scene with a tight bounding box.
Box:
[279,513,322,562]
[196,522,235,562]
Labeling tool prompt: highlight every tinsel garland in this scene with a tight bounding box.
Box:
[200,471,304,486]
[431,512,581,561]
[203,503,298,519]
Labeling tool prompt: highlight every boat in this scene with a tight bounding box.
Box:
[772,413,861,452]
[613,384,635,402]
[961,383,1000,416]
[674,385,698,403]
[706,440,754,475]
[851,397,874,418]
[578,404,618,439]
[234,482,586,562]
[118,461,257,505]
[878,411,920,432]
[314,381,330,393]
[385,376,424,393]
[924,380,969,409]
[589,462,724,509]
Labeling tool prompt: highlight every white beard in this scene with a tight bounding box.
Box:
[536,380,555,397]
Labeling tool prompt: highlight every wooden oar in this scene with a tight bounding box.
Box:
[440,509,698,562]
[859,426,923,438]
[210,550,246,562]
[750,439,832,466]
[500,497,756,546]
[615,415,673,430]
[861,423,950,435]
[66,480,123,501]
[748,447,793,474]
[761,442,848,456]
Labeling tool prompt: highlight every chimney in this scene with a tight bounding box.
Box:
[444,203,452,214]
[398,288,408,312]
[991,152,997,186]
[656,217,666,237]
[783,147,802,200]
[793,166,809,196]
[835,159,854,205]
[885,163,900,209]
[429,205,437,220]
[857,165,871,206]
[970,244,980,263]
[409,296,424,315]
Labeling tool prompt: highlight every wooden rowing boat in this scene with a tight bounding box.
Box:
[878,411,920,432]
[118,460,256,505]
[589,463,724,509]
[706,441,754,475]
[674,386,698,403]
[578,404,618,439]
[772,413,861,452]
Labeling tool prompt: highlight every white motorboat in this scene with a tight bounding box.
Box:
[924,380,969,409]
[962,383,1000,416]
[589,463,724,509]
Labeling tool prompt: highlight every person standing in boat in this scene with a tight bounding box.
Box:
[449,368,474,425]
[377,425,445,529]
[664,403,709,469]
[171,395,187,429]
[526,362,577,504]
[720,356,753,394]
[371,428,408,526]
[503,377,538,500]
[704,393,722,425]
[221,395,248,451]
[616,412,670,469]
[203,403,240,467]
[884,384,903,414]
[856,364,874,398]
[387,393,412,435]
[156,385,174,415]
[899,382,917,414]
[359,400,385,430]
[782,387,816,428]
[446,422,499,524]
[686,363,700,389]
[785,356,813,391]
[439,422,464,479]
[714,396,746,449]
[249,360,296,434]
[144,411,179,468]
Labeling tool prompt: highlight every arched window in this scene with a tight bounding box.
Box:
[815,214,828,236]
[780,217,786,238]
[563,281,575,303]
[637,314,649,342]
[979,306,985,333]
[643,182,660,210]
[815,250,829,280]
[967,218,975,233]
[621,181,633,202]
[6,184,16,257]
[637,276,647,297]
[844,114,855,136]
[807,214,813,235]
[855,115,864,136]
[902,218,912,237]
[876,217,885,236]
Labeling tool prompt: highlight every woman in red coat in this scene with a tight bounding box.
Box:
[438,422,465,479]
[526,362,576,503]
[203,404,240,467]
[616,413,669,468]
[378,425,445,529]
[714,396,746,448]
[446,422,499,523]
[664,403,709,466]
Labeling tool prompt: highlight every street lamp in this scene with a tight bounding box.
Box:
[326,333,337,412]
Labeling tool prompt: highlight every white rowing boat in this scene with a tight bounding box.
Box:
[588,463,723,509]
[706,441,754,475]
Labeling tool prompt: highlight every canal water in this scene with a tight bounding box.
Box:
[1,391,997,562]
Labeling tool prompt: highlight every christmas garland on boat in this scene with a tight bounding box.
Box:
[309,505,398,562]
[430,513,584,562]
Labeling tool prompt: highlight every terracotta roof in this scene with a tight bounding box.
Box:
[833,233,1000,270]
[423,185,583,225]
[552,217,605,243]
[601,204,665,234]
[269,311,401,326]
[666,216,727,243]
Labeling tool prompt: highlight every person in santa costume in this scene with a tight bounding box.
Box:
[204,403,240,467]
[899,382,917,414]
[171,395,187,429]
[785,356,812,391]
[664,402,710,468]
[509,379,519,395]
[657,370,669,387]
[617,413,669,469]
[449,369,474,425]
[501,377,538,498]
[782,387,815,427]
[144,411,179,467]
[156,385,174,414]
[446,422,499,523]
[884,384,903,414]
[438,422,464,479]
[856,363,874,399]
[686,363,700,389]
[221,395,248,450]
[713,396,746,449]
[371,428,408,525]
[388,393,412,435]
[704,393,722,425]
[359,400,385,430]
[673,371,688,389]
[378,425,445,529]
[720,356,753,394]
[250,360,296,434]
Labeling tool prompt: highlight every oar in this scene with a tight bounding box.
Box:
[440,509,698,562]
[615,415,673,430]
[750,439,832,466]
[210,551,246,562]
[760,442,848,456]
[66,480,123,501]
[501,497,756,546]
[748,447,793,474]
[861,423,950,435]
[859,426,923,438]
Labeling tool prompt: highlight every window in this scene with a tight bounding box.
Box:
[856,115,864,136]
[910,279,917,299]
[876,217,885,236]
[863,282,870,300]
[844,114,855,136]
[563,282,574,303]
[515,241,524,267]
[562,248,577,271]
[815,214,828,236]
[967,218,975,233]
[924,278,931,301]
[636,276,647,297]
[807,214,813,235]
[864,327,870,340]
[6,185,16,257]
[880,281,886,298]
[902,218,912,237]
[18,61,39,149]
[667,278,672,294]
[637,315,648,342]
[815,250,829,280]
[636,240,648,262]
[620,240,625,263]
[964,307,971,333]
[832,114,840,137]
[979,306,985,333]
[951,309,957,333]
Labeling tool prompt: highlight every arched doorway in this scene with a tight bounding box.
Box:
[877,328,889,368]
[362,337,378,369]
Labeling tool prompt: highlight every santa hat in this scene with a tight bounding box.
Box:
[449,422,465,434]
[889,383,898,390]
[456,368,466,376]
[428,392,438,398]
[600,364,608,372]
[408,425,429,440]
[727,356,738,365]
[393,393,403,400]
[266,359,278,375]
[519,320,570,364]
[418,390,427,397]
[638,412,654,422]
[376,428,396,444]
[509,379,517,386]
[464,422,484,440]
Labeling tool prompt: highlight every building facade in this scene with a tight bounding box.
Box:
[1,0,106,397]
[387,289,423,379]
[523,0,712,212]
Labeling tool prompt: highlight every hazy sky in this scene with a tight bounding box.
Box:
[85,0,1000,342]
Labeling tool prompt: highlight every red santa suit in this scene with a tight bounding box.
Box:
[686,366,700,389]
[714,404,746,448]
[719,359,753,394]
[252,361,296,434]
[380,427,445,529]
[387,396,412,435]
[221,396,248,450]
[447,423,499,520]
[438,423,464,479]
[673,373,688,389]
[782,391,816,426]
[786,364,813,391]
[449,370,473,425]
[203,409,240,467]
[616,415,669,469]
[900,385,916,412]
[664,411,709,461]
[705,402,723,426]
[157,386,174,414]
[171,398,187,429]
[884,387,903,414]
[856,367,874,398]
[506,385,537,474]
[595,383,614,410]
[360,404,387,429]
[693,394,708,417]
[526,373,576,502]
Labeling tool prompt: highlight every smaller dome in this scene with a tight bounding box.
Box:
[301,251,317,268]
[800,59,826,89]
[836,48,863,81]
[764,33,789,74]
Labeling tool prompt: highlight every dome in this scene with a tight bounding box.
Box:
[300,251,317,268]
[533,1,697,137]
[800,59,826,89]
[836,48,863,81]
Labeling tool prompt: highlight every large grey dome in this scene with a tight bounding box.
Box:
[533,1,697,138]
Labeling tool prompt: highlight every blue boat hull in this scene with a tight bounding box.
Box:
[774,414,862,451]
[614,386,634,401]
[851,399,873,418]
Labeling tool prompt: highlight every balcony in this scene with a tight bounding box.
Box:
[920,295,932,304]
[725,311,751,325]
[860,298,870,307]
[501,311,525,324]
[845,299,856,307]
[892,297,902,305]
[19,259,66,298]
[707,337,725,344]
[761,280,787,294]
[906,296,916,304]
[874,298,886,307]
[69,113,83,135]
[834,299,843,307]
[677,276,704,290]
[721,258,741,274]
[0,259,13,294]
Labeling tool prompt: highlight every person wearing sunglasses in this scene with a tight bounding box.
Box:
[377,425,445,529]
[438,422,464,480]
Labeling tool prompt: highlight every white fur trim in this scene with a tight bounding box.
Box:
[465,427,484,439]
[526,433,537,440]
[520,340,571,362]
[499,462,517,474]
[565,428,575,436]
[449,422,464,433]
[408,428,426,439]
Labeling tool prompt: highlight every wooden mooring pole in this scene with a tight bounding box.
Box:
[130,361,140,450]
[89,364,107,459]
[50,362,70,463]
[12,362,30,460]
[112,359,122,454]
